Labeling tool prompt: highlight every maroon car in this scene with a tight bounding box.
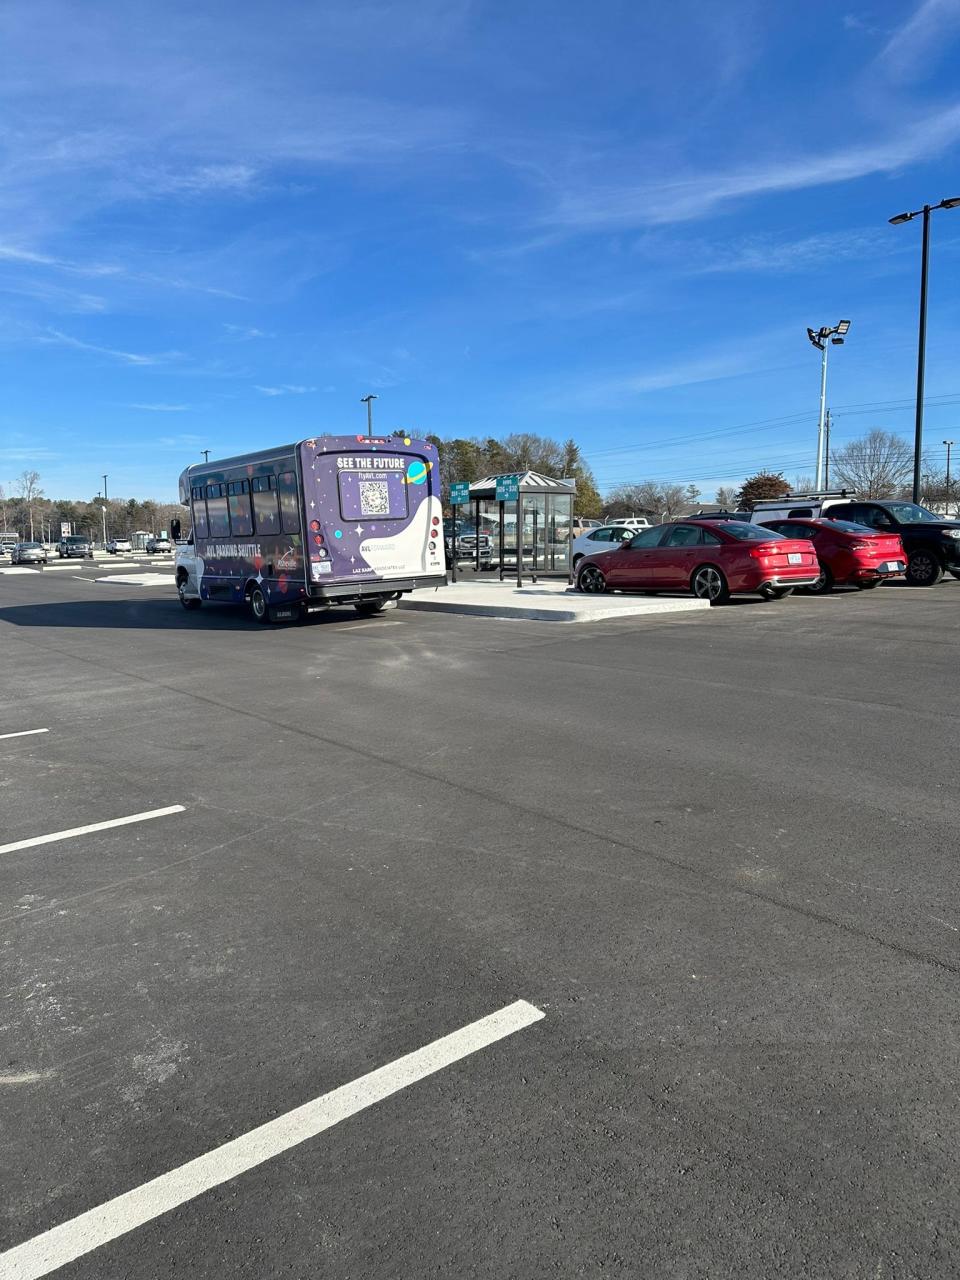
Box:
[756,517,906,593]
[575,519,819,604]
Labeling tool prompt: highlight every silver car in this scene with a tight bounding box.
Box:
[12,541,47,564]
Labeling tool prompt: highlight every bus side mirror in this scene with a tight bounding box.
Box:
[170,518,182,542]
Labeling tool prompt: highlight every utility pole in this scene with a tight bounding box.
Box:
[361,394,378,438]
[944,439,954,518]
[889,197,960,502]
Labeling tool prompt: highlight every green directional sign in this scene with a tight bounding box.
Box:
[495,475,520,501]
[449,481,471,505]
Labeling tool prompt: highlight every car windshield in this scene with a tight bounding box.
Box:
[720,522,785,541]
[65,536,87,544]
[21,542,40,549]
[882,502,941,524]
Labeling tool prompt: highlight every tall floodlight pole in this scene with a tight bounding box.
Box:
[361,394,378,438]
[890,197,960,502]
[944,439,954,517]
[103,474,108,502]
[806,321,851,489]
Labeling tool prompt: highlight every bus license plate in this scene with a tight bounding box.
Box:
[788,553,802,564]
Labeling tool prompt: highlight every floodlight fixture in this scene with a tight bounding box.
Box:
[889,211,914,225]
[831,337,844,345]
[836,320,851,335]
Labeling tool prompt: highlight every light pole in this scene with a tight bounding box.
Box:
[103,474,108,502]
[806,321,850,489]
[101,505,107,547]
[360,394,378,438]
[944,439,954,518]
[890,197,960,502]
[201,450,210,463]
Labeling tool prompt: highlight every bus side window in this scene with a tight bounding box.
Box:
[279,472,300,533]
[252,476,280,534]
[206,484,230,537]
[228,480,253,537]
[192,486,209,538]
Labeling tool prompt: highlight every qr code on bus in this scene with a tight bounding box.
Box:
[359,480,390,517]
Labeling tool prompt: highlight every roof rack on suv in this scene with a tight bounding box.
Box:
[687,509,750,520]
[751,488,855,507]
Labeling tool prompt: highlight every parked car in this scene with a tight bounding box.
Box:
[106,537,133,554]
[1,535,19,559]
[756,518,906,593]
[571,524,638,568]
[58,535,93,559]
[11,541,47,564]
[821,500,960,587]
[446,524,492,563]
[575,519,819,604]
[145,535,173,554]
[571,518,604,538]
[607,517,652,530]
[749,491,960,587]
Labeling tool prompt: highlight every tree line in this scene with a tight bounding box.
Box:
[0,471,182,542]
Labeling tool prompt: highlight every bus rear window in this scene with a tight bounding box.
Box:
[338,469,409,521]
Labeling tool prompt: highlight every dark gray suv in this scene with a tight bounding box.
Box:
[57,535,94,559]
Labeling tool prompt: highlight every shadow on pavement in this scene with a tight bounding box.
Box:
[0,599,389,632]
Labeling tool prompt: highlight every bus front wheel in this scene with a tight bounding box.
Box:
[250,585,271,624]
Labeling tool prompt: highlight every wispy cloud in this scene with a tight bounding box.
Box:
[879,0,960,82]
[689,228,890,274]
[254,383,316,396]
[126,402,191,412]
[543,103,960,230]
[223,323,268,340]
[40,328,180,365]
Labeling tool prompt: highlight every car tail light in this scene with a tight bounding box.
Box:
[849,541,873,551]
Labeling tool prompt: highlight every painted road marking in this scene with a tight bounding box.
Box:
[94,574,173,586]
[0,805,185,857]
[0,729,49,741]
[0,999,544,1279]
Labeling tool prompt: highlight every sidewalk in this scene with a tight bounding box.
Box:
[400,578,709,623]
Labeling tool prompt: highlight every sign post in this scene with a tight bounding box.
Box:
[495,475,521,587]
[449,482,470,583]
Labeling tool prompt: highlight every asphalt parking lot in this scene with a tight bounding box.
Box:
[2,568,959,1278]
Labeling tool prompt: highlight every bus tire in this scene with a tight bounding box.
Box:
[249,584,271,623]
[354,597,394,616]
[177,576,201,610]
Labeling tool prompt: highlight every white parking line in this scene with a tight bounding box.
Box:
[0,728,49,741]
[0,998,544,1279]
[0,805,185,856]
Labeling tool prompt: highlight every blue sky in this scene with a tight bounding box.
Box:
[1,0,959,501]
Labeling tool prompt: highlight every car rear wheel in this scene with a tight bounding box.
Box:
[762,586,794,600]
[691,564,729,605]
[949,569,960,582]
[804,561,833,595]
[249,585,271,623]
[577,565,607,593]
[857,578,882,590]
[905,549,943,587]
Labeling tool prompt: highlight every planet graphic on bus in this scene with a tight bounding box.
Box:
[405,460,430,485]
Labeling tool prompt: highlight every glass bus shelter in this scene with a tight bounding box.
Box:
[459,471,576,580]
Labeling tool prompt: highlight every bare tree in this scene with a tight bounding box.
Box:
[660,485,688,520]
[715,485,737,508]
[830,431,912,498]
[15,470,43,541]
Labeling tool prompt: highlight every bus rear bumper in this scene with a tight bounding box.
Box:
[305,573,447,606]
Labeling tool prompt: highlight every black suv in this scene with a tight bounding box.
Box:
[824,500,960,586]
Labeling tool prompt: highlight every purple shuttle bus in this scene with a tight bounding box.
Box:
[174,433,445,622]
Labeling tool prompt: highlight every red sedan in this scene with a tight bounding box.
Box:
[757,517,906,593]
[575,519,819,604]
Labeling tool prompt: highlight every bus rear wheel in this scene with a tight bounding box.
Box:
[249,585,271,624]
[354,596,397,616]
